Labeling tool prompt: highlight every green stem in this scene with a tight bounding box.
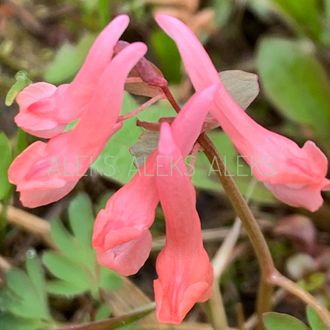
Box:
[162,86,330,329]
[207,282,229,330]
[270,271,330,329]
[55,303,155,330]
[198,134,274,330]
[198,134,275,275]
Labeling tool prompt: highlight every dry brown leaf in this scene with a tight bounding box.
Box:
[145,0,199,13]
[190,8,216,34]
[125,81,162,98]
[148,0,215,35]
[153,7,191,23]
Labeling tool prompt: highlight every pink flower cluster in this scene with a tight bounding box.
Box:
[8,14,330,324]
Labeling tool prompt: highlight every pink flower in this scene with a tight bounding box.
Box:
[9,42,147,207]
[156,14,330,212]
[92,84,218,276]
[15,15,129,138]
[154,122,213,323]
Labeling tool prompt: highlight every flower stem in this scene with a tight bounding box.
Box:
[198,134,274,330]
[270,271,330,328]
[119,93,164,121]
[198,134,275,273]
[162,86,330,329]
[207,282,229,330]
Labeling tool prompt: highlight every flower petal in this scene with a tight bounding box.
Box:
[155,14,219,90]
[157,14,330,211]
[15,15,130,138]
[92,85,217,275]
[154,123,213,323]
[9,43,147,207]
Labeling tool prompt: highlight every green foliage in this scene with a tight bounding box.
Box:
[44,34,95,84]
[0,252,52,329]
[15,129,28,156]
[307,307,328,330]
[298,272,326,293]
[0,194,123,329]
[257,37,330,153]
[0,314,46,330]
[212,0,233,27]
[44,193,122,297]
[271,0,322,41]
[264,312,309,330]
[325,0,330,20]
[0,133,12,200]
[5,71,32,106]
[264,308,328,330]
[98,0,111,27]
[150,30,182,83]
[95,303,111,321]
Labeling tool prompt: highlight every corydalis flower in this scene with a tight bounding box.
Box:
[9,43,147,207]
[92,84,218,276]
[15,15,129,138]
[156,14,330,212]
[154,122,213,324]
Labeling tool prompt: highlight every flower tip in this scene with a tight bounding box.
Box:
[131,42,148,58]
[306,200,323,213]
[155,13,179,27]
[108,14,130,30]
[115,14,130,23]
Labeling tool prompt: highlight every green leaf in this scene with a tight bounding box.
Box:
[129,130,159,168]
[298,272,326,292]
[95,304,111,321]
[80,0,99,12]
[44,34,95,84]
[307,307,328,330]
[264,312,309,330]
[325,0,330,20]
[25,252,48,314]
[5,71,31,106]
[46,195,121,298]
[221,70,259,110]
[50,219,78,260]
[257,38,330,152]
[46,280,91,297]
[212,0,233,27]
[0,133,12,200]
[68,192,94,246]
[98,0,111,28]
[96,191,114,212]
[15,129,28,156]
[150,30,181,83]
[271,0,322,40]
[50,216,94,266]
[0,313,45,330]
[42,252,92,292]
[4,262,50,320]
[100,267,122,291]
